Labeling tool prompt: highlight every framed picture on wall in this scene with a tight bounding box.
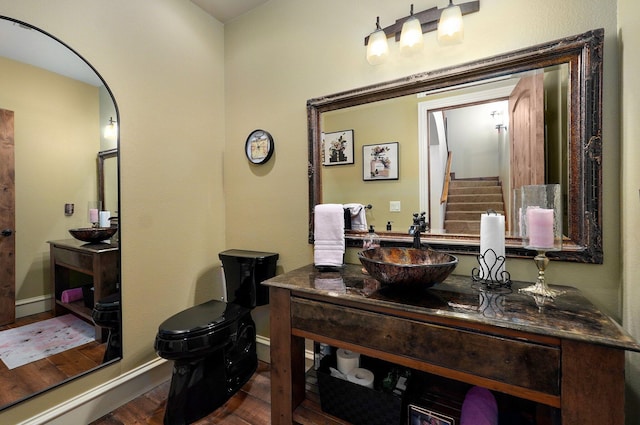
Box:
[408,404,455,425]
[363,142,399,181]
[322,130,354,166]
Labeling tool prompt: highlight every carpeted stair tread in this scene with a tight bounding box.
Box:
[443,176,505,234]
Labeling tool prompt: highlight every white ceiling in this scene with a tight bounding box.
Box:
[0,18,102,86]
[190,0,269,23]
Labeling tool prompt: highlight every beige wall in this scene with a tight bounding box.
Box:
[224,0,637,419]
[620,0,640,421]
[225,0,620,309]
[0,1,226,423]
[0,0,638,423]
[0,57,99,300]
[323,95,421,231]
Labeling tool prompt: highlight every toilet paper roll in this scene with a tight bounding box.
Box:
[336,348,360,374]
[346,367,374,389]
[99,211,111,228]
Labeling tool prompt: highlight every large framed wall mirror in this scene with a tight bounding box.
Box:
[308,29,603,263]
[0,16,121,410]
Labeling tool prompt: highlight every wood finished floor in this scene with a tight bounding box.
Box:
[90,361,348,425]
[0,312,106,408]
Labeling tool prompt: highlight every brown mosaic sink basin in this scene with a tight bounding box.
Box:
[358,247,458,288]
[69,227,117,243]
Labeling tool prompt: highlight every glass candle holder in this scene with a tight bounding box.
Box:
[518,184,565,298]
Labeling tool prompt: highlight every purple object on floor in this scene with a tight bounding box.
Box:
[61,287,83,303]
[460,386,498,425]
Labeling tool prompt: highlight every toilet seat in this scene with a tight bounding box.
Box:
[155,300,251,360]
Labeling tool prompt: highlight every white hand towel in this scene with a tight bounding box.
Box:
[314,204,345,267]
[344,203,368,231]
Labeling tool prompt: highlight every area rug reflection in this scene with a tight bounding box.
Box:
[0,314,95,369]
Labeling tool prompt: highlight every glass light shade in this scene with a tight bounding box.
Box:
[366,29,389,65]
[399,16,424,56]
[437,4,464,46]
[104,119,117,139]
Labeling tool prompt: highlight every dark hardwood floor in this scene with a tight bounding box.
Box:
[91,361,348,425]
[0,312,106,408]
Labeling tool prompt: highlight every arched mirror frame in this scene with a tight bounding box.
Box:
[0,16,121,409]
[308,29,603,263]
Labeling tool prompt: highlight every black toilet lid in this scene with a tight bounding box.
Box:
[157,300,249,340]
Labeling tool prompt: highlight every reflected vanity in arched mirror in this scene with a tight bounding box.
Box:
[0,16,121,410]
[308,29,603,263]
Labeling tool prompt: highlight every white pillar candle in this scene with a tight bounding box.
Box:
[480,212,505,281]
[526,207,554,248]
[99,211,111,227]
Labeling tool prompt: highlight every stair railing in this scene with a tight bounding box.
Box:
[440,151,453,204]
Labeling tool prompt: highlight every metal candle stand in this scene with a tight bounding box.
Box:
[471,248,512,291]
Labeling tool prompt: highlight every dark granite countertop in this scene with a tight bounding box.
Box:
[48,238,119,252]
[263,264,640,352]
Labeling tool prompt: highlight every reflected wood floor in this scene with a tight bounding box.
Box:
[91,361,348,425]
[0,312,106,408]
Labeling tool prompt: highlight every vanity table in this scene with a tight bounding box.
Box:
[48,239,119,339]
[264,264,640,425]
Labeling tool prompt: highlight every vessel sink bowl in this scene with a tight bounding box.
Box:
[358,247,458,288]
[69,227,117,243]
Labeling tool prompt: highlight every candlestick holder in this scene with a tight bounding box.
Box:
[471,248,511,290]
[518,184,564,298]
[519,249,565,298]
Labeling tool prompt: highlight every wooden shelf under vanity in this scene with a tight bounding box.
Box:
[48,239,119,341]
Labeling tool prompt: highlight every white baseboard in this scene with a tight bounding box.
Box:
[16,295,52,319]
[18,357,172,425]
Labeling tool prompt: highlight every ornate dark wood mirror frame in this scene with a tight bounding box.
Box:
[308,29,603,263]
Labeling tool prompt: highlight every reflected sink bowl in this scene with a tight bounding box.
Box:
[358,247,458,288]
[69,227,117,243]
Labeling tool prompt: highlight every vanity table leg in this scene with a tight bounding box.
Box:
[561,339,625,424]
[270,287,306,425]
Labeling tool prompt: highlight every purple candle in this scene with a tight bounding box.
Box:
[89,208,99,223]
[526,207,554,248]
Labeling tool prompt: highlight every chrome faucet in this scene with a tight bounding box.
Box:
[408,212,428,249]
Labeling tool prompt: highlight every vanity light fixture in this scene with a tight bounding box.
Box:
[399,4,424,56]
[366,16,390,65]
[104,116,117,139]
[364,1,479,64]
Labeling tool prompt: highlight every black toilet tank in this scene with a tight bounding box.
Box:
[219,249,278,309]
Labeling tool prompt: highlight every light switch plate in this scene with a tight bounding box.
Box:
[390,201,401,212]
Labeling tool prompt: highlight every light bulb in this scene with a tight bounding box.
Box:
[399,15,424,56]
[437,3,464,46]
[366,28,389,65]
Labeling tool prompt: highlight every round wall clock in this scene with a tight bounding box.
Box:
[245,129,274,164]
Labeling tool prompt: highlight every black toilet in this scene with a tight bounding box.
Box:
[155,249,278,425]
[92,292,121,363]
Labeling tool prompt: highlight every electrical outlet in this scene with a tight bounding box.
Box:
[390,201,401,212]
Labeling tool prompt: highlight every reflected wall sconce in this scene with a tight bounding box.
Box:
[104,116,117,139]
[365,0,480,65]
[491,110,507,132]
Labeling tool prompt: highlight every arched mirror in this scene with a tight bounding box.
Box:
[0,17,121,410]
[308,29,603,263]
